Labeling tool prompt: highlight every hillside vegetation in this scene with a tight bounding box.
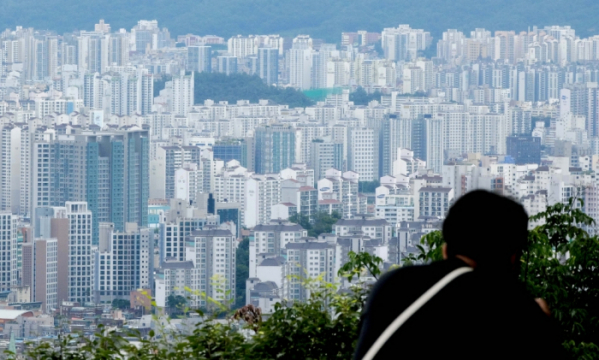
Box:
[193,72,313,108]
[4,0,599,42]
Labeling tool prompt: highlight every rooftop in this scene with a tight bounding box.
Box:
[252,223,305,232]
[419,187,452,193]
[162,261,195,270]
[334,218,389,226]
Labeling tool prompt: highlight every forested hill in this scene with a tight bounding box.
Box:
[193,73,314,108]
[4,0,599,41]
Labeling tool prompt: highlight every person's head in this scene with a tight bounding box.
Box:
[442,190,528,271]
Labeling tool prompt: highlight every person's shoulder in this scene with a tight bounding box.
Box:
[383,259,464,280]
[372,260,463,297]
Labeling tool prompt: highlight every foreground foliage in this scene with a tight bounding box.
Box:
[22,198,599,359]
[23,280,366,360]
[407,198,599,359]
[235,238,250,308]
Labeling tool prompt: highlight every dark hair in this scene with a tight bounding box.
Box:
[442,190,528,266]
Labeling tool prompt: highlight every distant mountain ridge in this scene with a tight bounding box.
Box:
[3,0,599,42]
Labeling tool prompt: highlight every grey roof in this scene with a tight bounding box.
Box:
[279,202,297,207]
[286,241,334,250]
[259,257,285,266]
[337,237,369,246]
[162,261,194,270]
[188,229,233,237]
[252,223,305,232]
[397,221,441,231]
[334,218,390,226]
[254,281,279,291]
[418,187,452,193]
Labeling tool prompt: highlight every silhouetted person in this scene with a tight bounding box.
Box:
[354,190,567,359]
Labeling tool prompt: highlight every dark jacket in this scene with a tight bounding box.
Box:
[354,258,568,359]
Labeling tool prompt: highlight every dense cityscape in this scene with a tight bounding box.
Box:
[0,17,595,354]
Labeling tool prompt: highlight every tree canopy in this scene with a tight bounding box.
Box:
[235,237,250,308]
[289,211,342,238]
[194,72,313,108]
[349,87,382,106]
[166,294,187,316]
[405,198,599,357]
[358,180,380,193]
[111,299,130,310]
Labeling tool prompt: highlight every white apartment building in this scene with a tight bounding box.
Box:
[31,139,55,217]
[280,165,315,187]
[317,169,361,218]
[375,177,416,224]
[187,228,236,305]
[425,115,444,174]
[249,222,307,277]
[245,174,281,228]
[157,227,236,309]
[348,128,376,181]
[418,187,454,219]
[442,163,476,199]
[227,35,256,59]
[296,124,331,164]
[284,240,336,301]
[393,148,426,178]
[21,237,58,313]
[19,125,30,217]
[214,160,251,221]
[65,202,93,303]
[35,98,84,118]
[0,213,17,292]
[333,217,393,243]
[0,124,21,214]
[227,35,283,58]
[95,222,151,304]
[159,209,220,264]
[382,25,432,62]
[171,71,194,116]
[174,164,204,202]
[289,36,313,90]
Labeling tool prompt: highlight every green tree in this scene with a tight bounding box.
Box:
[250,280,366,360]
[111,299,131,310]
[358,180,380,193]
[289,213,312,232]
[235,237,250,308]
[194,72,313,108]
[349,87,381,106]
[290,211,342,237]
[374,42,384,58]
[338,251,383,282]
[23,199,599,359]
[153,75,172,97]
[523,198,599,357]
[405,198,599,358]
[167,294,187,316]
